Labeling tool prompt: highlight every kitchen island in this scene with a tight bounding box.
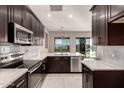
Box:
[81,59,124,88]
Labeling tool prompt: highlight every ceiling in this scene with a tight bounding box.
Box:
[29,5,92,31]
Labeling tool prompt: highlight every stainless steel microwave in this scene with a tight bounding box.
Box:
[8,23,33,44]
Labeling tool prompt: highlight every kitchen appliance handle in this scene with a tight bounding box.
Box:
[42,64,45,70]
[16,79,25,88]
[28,63,41,74]
[16,64,24,68]
[63,58,68,60]
[84,67,89,72]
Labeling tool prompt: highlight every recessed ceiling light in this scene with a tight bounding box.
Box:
[68,14,73,18]
[47,14,51,17]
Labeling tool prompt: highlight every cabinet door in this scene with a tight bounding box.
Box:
[31,15,36,37]
[92,5,108,45]
[47,57,70,73]
[92,6,97,45]
[92,6,99,45]
[46,57,62,73]
[0,5,8,43]
[22,7,31,30]
[13,5,23,25]
[99,5,108,45]
[7,73,28,88]
[82,64,93,88]
[87,71,93,88]
[40,24,44,38]
[108,23,124,45]
[62,57,70,72]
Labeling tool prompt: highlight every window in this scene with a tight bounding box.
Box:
[76,38,96,58]
[54,37,70,53]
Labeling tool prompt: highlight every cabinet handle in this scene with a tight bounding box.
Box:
[28,63,41,74]
[16,80,25,88]
[63,58,68,60]
[42,64,46,70]
[42,60,45,63]
[84,67,88,72]
[54,58,60,60]
[60,61,63,64]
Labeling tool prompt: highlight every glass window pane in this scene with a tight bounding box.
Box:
[54,37,70,53]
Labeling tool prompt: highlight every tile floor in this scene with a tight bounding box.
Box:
[38,74,82,88]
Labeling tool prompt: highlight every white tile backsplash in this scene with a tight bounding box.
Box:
[20,46,48,60]
[0,44,20,54]
[97,46,124,68]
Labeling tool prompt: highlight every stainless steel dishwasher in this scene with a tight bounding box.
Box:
[70,56,82,72]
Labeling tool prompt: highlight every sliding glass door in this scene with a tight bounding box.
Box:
[76,38,96,58]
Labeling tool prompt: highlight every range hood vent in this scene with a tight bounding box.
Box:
[50,5,63,11]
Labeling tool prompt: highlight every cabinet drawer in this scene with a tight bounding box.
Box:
[7,73,28,88]
[46,57,70,73]
[47,57,61,62]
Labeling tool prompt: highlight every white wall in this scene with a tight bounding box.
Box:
[48,31,91,53]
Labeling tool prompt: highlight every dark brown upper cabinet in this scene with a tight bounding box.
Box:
[13,5,23,25]
[92,6,99,45]
[8,5,23,25]
[91,5,124,45]
[108,23,124,45]
[91,5,108,45]
[22,7,31,30]
[30,14,37,37]
[0,5,44,44]
[0,6,8,43]
[40,23,44,38]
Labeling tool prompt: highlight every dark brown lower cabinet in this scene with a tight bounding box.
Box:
[7,73,28,88]
[82,64,93,88]
[82,64,124,88]
[46,57,70,73]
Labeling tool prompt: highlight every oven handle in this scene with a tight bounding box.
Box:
[16,64,24,68]
[28,63,41,74]
[42,64,46,70]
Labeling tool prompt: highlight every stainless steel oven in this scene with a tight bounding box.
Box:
[8,22,33,44]
[28,61,42,88]
[0,52,24,68]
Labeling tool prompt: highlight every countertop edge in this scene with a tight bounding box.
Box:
[81,60,124,71]
[0,69,28,88]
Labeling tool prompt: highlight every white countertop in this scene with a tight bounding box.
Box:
[0,69,28,88]
[81,59,124,71]
[48,53,84,57]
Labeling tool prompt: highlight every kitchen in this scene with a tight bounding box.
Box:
[0,4,124,89]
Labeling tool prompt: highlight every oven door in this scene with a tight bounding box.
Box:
[28,62,42,88]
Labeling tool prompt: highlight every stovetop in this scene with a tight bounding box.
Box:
[23,60,41,70]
